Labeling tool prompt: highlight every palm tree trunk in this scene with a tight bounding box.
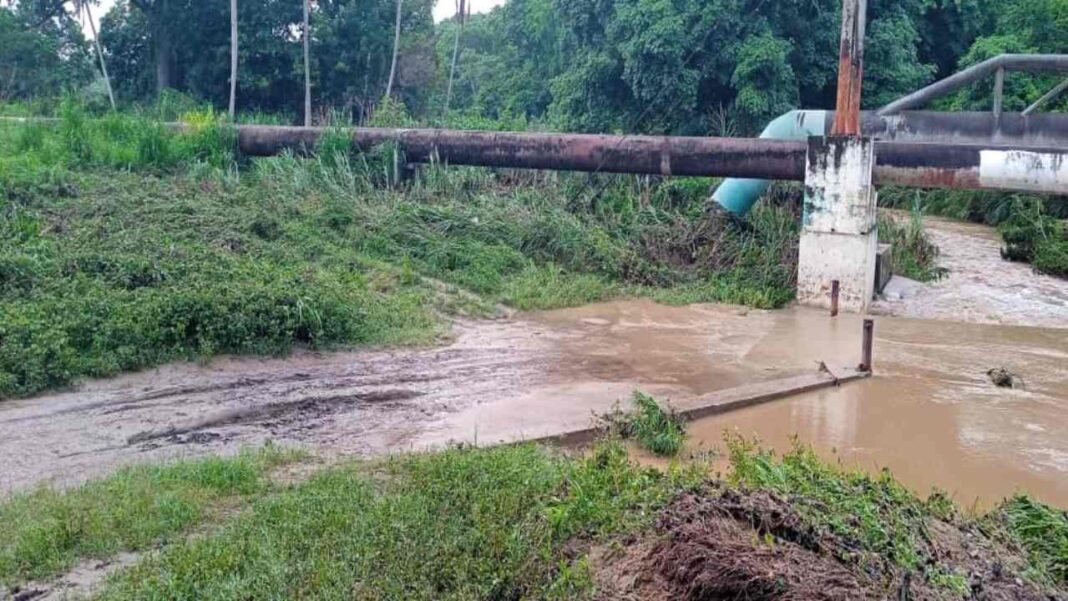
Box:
[303,0,311,126]
[229,0,238,119]
[82,2,116,110]
[443,0,465,117]
[384,0,403,99]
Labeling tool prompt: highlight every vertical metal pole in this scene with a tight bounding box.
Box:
[993,67,1005,117]
[831,0,867,136]
[860,319,874,372]
[830,280,840,317]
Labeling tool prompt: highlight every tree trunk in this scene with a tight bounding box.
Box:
[303,0,311,126]
[154,0,174,93]
[384,0,403,100]
[82,1,116,110]
[229,0,238,119]
[443,0,466,117]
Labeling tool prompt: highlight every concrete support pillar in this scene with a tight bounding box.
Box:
[797,136,878,313]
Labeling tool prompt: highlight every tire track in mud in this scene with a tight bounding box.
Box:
[0,318,565,494]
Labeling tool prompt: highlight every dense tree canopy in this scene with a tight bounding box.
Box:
[2,0,1065,128]
[0,0,92,100]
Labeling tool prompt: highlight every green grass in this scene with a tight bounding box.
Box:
[0,106,801,398]
[0,447,300,587]
[610,391,688,457]
[882,187,1067,278]
[2,437,1065,598]
[993,494,1068,587]
[877,209,946,282]
[725,436,1068,595]
[96,443,700,600]
[728,436,937,572]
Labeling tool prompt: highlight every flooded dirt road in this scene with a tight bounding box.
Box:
[659,314,1068,509]
[3,299,1066,509]
[0,302,797,494]
[2,215,1066,508]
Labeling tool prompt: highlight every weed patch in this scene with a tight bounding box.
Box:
[877,209,946,282]
[1,109,802,397]
[0,447,299,587]
[991,494,1068,587]
[601,391,687,456]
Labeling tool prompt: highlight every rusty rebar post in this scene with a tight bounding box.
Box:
[831,0,867,136]
[859,319,874,372]
[830,280,840,316]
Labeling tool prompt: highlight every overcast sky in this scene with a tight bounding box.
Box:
[77,0,505,37]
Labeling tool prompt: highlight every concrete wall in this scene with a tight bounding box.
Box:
[798,136,878,313]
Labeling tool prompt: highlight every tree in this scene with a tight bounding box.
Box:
[0,3,92,101]
[128,0,175,93]
[229,0,238,118]
[443,0,466,117]
[384,0,402,99]
[303,0,311,125]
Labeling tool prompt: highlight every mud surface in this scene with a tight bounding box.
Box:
[1,218,1066,508]
[872,215,1068,327]
[593,488,1054,601]
[0,303,792,494]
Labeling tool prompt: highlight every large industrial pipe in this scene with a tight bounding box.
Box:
[237,126,807,180]
[4,117,1064,196]
[712,109,1068,214]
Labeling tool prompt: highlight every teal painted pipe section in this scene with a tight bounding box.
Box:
[712,110,828,215]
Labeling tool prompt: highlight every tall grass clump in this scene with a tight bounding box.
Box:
[877,209,946,281]
[992,495,1068,587]
[601,391,687,456]
[2,98,236,176]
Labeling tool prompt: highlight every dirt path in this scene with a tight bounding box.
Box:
[872,215,1068,327]
[0,303,792,494]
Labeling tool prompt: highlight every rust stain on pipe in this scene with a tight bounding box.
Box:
[236,126,808,180]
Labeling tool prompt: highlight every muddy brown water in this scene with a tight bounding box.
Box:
[1,216,1066,510]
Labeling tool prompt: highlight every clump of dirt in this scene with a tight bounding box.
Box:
[593,486,1057,601]
[987,367,1024,389]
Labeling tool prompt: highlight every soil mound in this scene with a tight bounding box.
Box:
[594,487,1058,601]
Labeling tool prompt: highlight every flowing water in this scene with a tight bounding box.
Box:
[1,217,1066,509]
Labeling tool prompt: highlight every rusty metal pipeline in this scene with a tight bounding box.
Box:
[232,124,1068,195]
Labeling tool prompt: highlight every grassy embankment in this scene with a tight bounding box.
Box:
[1,434,1064,600]
[0,102,799,399]
[883,187,1068,277]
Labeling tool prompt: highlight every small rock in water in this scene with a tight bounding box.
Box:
[582,318,611,326]
[987,367,1022,389]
